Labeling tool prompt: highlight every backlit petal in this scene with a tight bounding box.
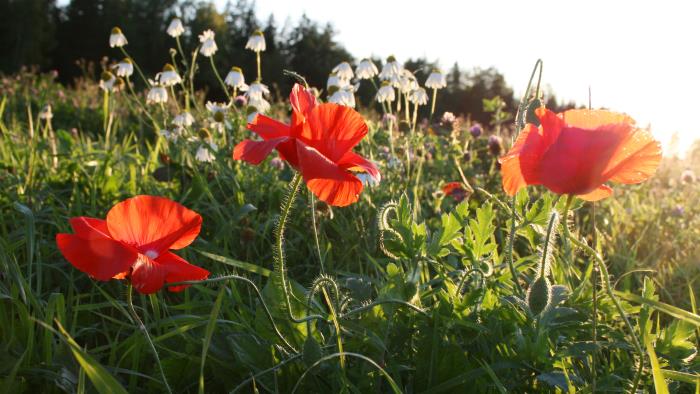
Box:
[499,124,545,195]
[337,151,380,182]
[578,185,613,201]
[233,136,289,164]
[69,217,111,239]
[290,83,318,129]
[248,114,290,140]
[130,254,167,294]
[562,109,635,130]
[296,140,363,207]
[56,233,136,281]
[299,104,368,162]
[604,128,662,184]
[157,252,210,292]
[106,196,202,254]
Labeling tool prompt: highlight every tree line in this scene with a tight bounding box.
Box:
[0,0,574,124]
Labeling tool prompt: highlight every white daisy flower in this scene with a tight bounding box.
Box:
[195,142,217,163]
[173,112,194,127]
[356,172,380,186]
[99,71,116,92]
[109,27,128,48]
[112,58,133,78]
[355,58,378,80]
[225,66,246,89]
[146,80,168,104]
[328,87,355,108]
[158,64,181,86]
[39,104,53,120]
[248,96,271,113]
[247,111,258,124]
[379,56,401,81]
[160,128,182,142]
[198,29,218,57]
[332,62,354,80]
[327,73,350,90]
[206,101,230,114]
[398,69,418,94]
[245,30,266,52]
[167,18,185,38]
[425,69,447,89]
[409,87,429,105]
[246,82,269,101]
[376,82,395,103]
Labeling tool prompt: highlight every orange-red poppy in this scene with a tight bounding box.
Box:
[56,196,209,294]
[442,182,467,201]
[499,107,661,201]
[233,84,380,207]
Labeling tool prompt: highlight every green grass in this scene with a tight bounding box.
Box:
[0,69,699,393]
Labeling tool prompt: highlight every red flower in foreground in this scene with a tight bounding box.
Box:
[56,196,209,294]
[233,84,380,207]
[442,182,467,202]
[499,107,662,201]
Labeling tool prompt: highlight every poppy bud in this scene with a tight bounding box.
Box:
[488,135,502,156]
[527,275,551,315]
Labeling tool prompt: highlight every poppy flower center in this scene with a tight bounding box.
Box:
[145,250,159,259]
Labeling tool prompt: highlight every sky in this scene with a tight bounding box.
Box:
[226,0,698,157]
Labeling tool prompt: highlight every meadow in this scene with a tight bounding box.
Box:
[1,20,700,394]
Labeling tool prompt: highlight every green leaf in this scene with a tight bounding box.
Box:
[195,250,271,277]
[53,320,128,394]
[647,340,670,394]
[199,287,225,394]
[616,291,700,327]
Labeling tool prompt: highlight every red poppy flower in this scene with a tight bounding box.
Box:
[442,182,467,202]
[233,84,380,207]
[499,107,661,201]
[56,196,209,294]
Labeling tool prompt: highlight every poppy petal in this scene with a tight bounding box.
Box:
[233,136,289,164]
[605,128,662,184]
[290,83,318,128]
[296,140,363,207]
[106,196,202,254]
[248,114,290,140]
[337,151,381,182]
[157,252,210,292]
[578,185,613,201]
[442,182,463,195]
[562,109,635,130]
[69,217,111,239]
[535,107,564,147]
[56,233,137,281]
[130,254,167,294]
[300,104,368,162]
[499,124,545,195]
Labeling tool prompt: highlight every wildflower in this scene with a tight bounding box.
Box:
[441,112,456,124]
[245,30,266,52]
[246,82,270,101]
[470,123,483,138]
[376,81,396,103]
[355,58,378,80]
[160,128,181,142]
[398,69,418,94]
[332,62,354,80]
[681,169,696,184]
[195,141,217,163]
[488,135,502,156]
[409,87,429,105]
[109,27,128,48]
[425,69,447,89]
[167,18,185,38]
[146,80,168,104]
[198,29,218,57]
[39,104,53,120]
[442,182,468,202]
[328,87,356,108]
[225,66,247,90]
[234,95,248,107]
[327,73,349,90]
[206,101,230,115]
[113,58,133,78]
[234,84,380,206]
[270,157,285,170]
[173,112,194,127]
[158,64,182,87]
[248,96,271,114]
[55,196,209,294]
[500,107,662,201]
[99,71,116,92]
[379,55,401,81]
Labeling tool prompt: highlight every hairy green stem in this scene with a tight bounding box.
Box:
[126,284,172,394]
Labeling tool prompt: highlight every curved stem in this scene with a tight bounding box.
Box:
[256,52,261,82]
[590,201,598,393]
[276,173,325,324]
[567,235,644,393]
[507,196,524,297]
[338,299,427,319]
[209,56,230,101]
[165,275,297,353]
[126,284,172,394]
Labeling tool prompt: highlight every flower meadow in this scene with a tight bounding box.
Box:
[1,16,700,394]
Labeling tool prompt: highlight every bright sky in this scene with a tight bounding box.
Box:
[235,0,698,157]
